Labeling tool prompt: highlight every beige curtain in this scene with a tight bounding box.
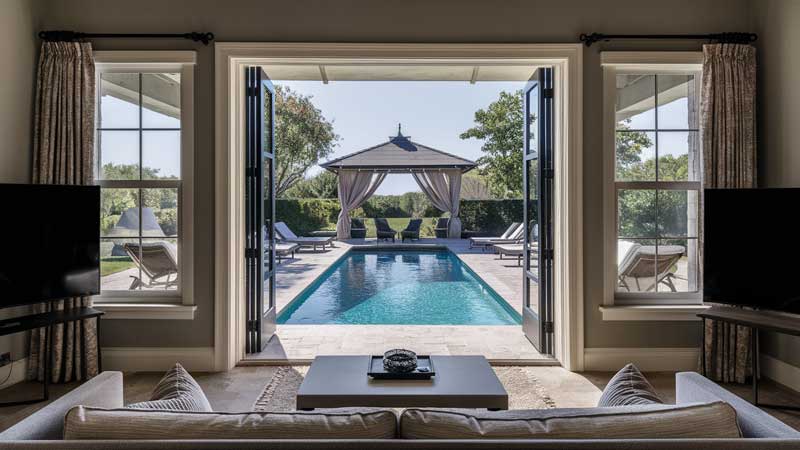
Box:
[335,170,386,239]
[28,41,99,383]
[700,43,757,384]
[412,169,463,238]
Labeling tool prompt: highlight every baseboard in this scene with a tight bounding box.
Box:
[102,347,215,372]
[0,357,28,390]
[760,354,800,393]
[584,347,700,372]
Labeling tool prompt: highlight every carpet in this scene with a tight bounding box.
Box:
[252,366,556,411]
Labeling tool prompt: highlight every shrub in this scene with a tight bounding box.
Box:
[155,208,178,236]
[459,199,525,236]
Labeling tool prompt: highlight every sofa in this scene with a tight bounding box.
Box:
[1,371,798,449]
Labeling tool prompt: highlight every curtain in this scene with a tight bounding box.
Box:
[700,43,757,384]
[412,169,463,238]
[28,42,99,383]
[335,170,386,239]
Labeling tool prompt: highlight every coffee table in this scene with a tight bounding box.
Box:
[296,355,508,410]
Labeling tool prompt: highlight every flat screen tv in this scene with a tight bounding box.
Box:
[704,188,800,314]
[0,184,100,309]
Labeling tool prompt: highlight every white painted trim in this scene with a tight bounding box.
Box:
[94,303,197,320]
[214,42,584,372]
[760,354,800,394]
[599,305,709,321]
[601,51,703,68]
[102,347,214,372]
[0,357,28,390]
[94,50,197,66]
[584,347,700,372]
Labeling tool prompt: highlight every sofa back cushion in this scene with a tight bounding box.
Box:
[400,402,741,439]
[64,406,397,440]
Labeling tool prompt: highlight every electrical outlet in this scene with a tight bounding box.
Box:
[0,352,11,368]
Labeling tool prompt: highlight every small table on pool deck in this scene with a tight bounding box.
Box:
[296,355,508,410]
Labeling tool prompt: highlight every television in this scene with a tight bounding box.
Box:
[704,188,800,314]
[0,184,100,309]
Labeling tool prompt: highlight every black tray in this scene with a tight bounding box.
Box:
[367,355,436,380]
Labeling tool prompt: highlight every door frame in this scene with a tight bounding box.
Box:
[214,43,584,371]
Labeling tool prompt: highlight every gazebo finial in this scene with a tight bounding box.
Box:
[393,123,409,140]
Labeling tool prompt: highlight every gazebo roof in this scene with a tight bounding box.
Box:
[320,126,477,173]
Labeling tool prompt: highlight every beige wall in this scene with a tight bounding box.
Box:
[0,0,41,363]
[31,0,752,352]
[751,0,800,369]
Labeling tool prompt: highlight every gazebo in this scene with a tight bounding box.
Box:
[320,125,477,239]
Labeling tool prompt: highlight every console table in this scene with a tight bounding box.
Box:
[698,306,800,411]
[0,306,104,406]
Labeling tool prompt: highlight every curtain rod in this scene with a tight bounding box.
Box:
[579,32,757,47]
[38,31,215,46]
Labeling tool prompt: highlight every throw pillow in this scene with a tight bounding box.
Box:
[126,362,212,412]
[597,363,663,407]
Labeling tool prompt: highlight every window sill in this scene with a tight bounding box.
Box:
[599,304,709,321]
[93,303,197,320]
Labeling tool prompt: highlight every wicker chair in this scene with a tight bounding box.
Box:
[374,218,398,242]
[350,218,367,239]
[434,217,449,238]
[401,218,423,242]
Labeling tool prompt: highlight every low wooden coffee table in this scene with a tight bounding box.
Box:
[296,355,508,410]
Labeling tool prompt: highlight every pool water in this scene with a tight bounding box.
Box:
[277,250,521,325]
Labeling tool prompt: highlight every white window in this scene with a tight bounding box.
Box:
[94,52,195,305]
[602,53,703,308]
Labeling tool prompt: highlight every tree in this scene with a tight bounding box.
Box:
[274,85,339,197]
[460,90,524,198]
[460,171,492,200]
[282,170,339,198]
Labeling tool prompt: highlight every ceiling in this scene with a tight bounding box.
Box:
[259,64,542,83]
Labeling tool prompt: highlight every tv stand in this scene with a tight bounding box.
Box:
[0,305,104,407]
[698,306,800,411]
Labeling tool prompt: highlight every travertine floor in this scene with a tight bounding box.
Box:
[251,238,547,362]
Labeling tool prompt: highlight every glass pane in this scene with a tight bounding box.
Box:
[99,73,139,129]
[142,188,179,237]
[525,159,538,272]
[618,189,656,239]
[263,84,273,152]
[100,238,139,291]
[526,277,538,312]
[616,74,655,130]
[658,190,699,238]
[657,239,695,293]
[615,131,655,181]
[657,74,697,130]
[140,238,179,291]
[527,85,539,155]
[657,131,699,181]
[616,239,658,293]
[98,131,139,180]
[100,188,139,237]
[142,131,180,180]
[142,73,181,128]
[264,274,274,311]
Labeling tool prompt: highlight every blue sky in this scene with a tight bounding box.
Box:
[276,80,524,194]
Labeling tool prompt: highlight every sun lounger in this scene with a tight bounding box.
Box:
[469,222,523,250]
[401,218,423,242]
[123,241,179,289]
[275,242,299,263]
[374,218,398,242]
[493,243,539,266]
[275,222,335,251]
[617,241,685,292]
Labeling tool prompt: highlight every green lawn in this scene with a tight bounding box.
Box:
[101,257,136,277]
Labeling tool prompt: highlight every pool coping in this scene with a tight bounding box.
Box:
[276,245,522,324]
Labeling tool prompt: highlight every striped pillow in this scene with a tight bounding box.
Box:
[126,363,212,412]
[598,363,663,407]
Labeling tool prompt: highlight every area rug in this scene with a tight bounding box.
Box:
[252,366,555,411]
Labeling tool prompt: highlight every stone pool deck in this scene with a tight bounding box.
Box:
[246,238,549,363]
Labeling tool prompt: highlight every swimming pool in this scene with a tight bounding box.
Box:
[277,249,521,325]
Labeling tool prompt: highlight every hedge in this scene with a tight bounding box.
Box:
[276,198,525,237]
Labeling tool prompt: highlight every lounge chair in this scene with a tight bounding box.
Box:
[123,241,179,290]
[469,222,523,250]
[491,224,540,266]
[401,218,423,242]
[374,218,397,242]
[434,218,449,238]
[275,222,335,251]
[350,218,367,239]
[275,242,299,264]
[617,241,685,292]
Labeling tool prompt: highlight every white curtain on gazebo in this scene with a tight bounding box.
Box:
[336,170,386,239]
[412,169,463,238]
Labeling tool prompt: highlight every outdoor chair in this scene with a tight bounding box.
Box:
[401,218,423,242]
[275,222,335,251]
[617,241,686,292]
[493,243,539,266]
[433,217,450,238]
[469,222,523,250]
[274,242,300,264]
[123,241,179,290]
[374,218,398,242]
[350,218,367,239]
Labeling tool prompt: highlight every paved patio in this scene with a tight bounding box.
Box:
[247,237,551,363]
